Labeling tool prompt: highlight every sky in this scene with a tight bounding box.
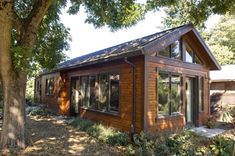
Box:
[61,7,220,59]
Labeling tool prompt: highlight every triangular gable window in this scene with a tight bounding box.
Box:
[184,42,202,64]
[158,40,181,60]
[155,39,203,65]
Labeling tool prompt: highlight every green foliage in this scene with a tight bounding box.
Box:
[69,0,146,31]
[146,0,235,28]
[210,137,235,156]
[28,107,52,117]
[69,117,129,146]
[132,130,234,156]
[26,78,35,103]
[204,14,235,65]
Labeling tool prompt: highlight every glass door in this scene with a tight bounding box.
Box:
[185,77,194,125]
[70,77,80,116]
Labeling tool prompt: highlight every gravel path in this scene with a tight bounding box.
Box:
[1,116,125,156]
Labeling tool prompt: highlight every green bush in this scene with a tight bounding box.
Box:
[69,118,129,146]
[133,130,214,156]
[28,107,52,117]
[210,136,235,156]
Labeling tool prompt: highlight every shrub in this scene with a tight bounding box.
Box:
[69,118,129,146]
[210,136,235,156]
[206,115,217,128]
[133,130,213,156]
[28,107,52,117]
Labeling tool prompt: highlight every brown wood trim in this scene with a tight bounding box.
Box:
[146,56,206,73]
[80,107,121,117]
[191,29,220,70]
[143,56,149,132]
[143,24,193,55]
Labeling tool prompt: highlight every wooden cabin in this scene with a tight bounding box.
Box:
[210,65,235,114]
[35,24,220,134]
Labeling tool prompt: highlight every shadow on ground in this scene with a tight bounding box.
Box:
[0,116,125,156]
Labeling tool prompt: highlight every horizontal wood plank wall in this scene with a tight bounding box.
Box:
[145,56,210,132]
[60,56,145,133]
[40,72,61,113]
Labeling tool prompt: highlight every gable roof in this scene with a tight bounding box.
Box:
[44,24,220,74]
[210,65,235,82]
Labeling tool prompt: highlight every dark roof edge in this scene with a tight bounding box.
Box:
[143,23,193,54]
[40,50,143,76]
[191,28,221,70]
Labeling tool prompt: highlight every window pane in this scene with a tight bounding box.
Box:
[98,74,109,111]
[89,76,96,108]
[158,46,170,57]
[158,72,169,116]
[171,40,181,59]
[46,78,54,95]
[80,76,88,107]
[195,55,202,64]
[171,75,181,114]
[199,77,204,111]
[185,47,193,63]
[109,73,120,112]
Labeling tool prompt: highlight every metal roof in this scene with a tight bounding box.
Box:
[41,23,220,74]
[210,65,235,82]
[56,25,185,71]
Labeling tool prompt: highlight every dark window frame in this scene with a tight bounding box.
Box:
[78,71,120,114]
[184,41,203,64]
[156,39,203,65]
[157,69,182,118]
[45,77,54,96]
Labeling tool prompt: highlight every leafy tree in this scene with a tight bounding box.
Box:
[146,0,235,28]
[203,14,235,65]
[0,0,145,149]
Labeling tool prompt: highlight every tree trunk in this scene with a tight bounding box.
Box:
[0,74,27,149]
[0,0,27,149]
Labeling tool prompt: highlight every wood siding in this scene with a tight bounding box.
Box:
[145,56,210,132]
[38,72,61,113]
[59,56,145,133]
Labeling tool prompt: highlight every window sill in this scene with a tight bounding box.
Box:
[80,107,120,117]
[45,94,54,97]
[157,113,183,119]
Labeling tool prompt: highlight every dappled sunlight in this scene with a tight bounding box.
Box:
[0,115,124,155]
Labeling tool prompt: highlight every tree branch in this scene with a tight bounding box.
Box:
[21,0,53,48]
[26,0,53,29]
[12,11,22,32]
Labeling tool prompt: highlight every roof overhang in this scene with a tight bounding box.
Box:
[142,24,221,70]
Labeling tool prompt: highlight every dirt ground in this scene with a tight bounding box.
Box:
[0,116,125,156]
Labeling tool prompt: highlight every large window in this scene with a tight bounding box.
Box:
[157,71,182,117]
[158,40,181,60]
[109,73,120,112]
[98,74,109,111]
[157,39,203,64]
[45,78,54,95]
[79,72,120,113]
[185,42,202,64]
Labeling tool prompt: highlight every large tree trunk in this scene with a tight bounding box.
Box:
[0,1,27,149]
[0,74,27,149]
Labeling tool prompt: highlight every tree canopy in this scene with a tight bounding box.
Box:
[146,0,235,29]
[203,14,235,65]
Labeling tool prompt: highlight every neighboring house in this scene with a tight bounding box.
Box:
[35,24,220,134]
[210,65,235,114]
